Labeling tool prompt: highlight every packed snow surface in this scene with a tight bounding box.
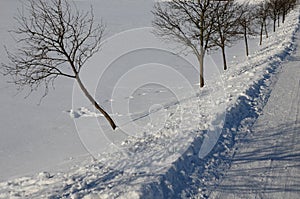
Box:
[209,32,300,198]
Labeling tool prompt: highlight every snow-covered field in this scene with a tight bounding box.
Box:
[0,0,155,181]
[0,0,299,198]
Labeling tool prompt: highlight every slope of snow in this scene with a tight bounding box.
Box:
[209,31,300,199]
[0,0,155,181]
[0,2,299,199]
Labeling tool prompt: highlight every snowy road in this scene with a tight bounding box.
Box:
[209,35,300,198]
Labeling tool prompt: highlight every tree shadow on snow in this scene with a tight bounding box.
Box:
[206,122,300,197]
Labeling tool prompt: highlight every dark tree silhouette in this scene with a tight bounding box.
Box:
[152,0,217,88]
[212,1,241,70]
[236,3,256,57]
[1,0,117,129]
[268,0,281,32]
[256,1,270,45]
[280,0,298,24]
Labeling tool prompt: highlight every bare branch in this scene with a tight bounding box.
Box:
[1,0,106,93]
[152,0,218,87]
[1,0,117,129]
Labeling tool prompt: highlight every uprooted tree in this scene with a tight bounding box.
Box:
[1,0,117,129]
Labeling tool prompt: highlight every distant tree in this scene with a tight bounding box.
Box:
[268,0,281,32]
[212,1,241,70]
[1,0,117,129]
[152,0,217,88]
[280,0,287,23]
[289,0,298,10]
[256,1,270,45]
[236,3,256,57]
[282,0,298,23]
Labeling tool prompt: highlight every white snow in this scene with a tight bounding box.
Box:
[66,107,104,119]
[0,0,299,198]
[0,0,155,181]
[209,29,300,199]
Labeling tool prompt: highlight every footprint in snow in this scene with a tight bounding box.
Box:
[65,107,103,118]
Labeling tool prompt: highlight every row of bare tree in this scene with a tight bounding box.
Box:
[257,0,298,45]
[1,0,298,129]
[152,0,298,87]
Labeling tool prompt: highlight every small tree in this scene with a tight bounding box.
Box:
[236,3,256,57]
[282,0,298,23]
[256,1,270,45]
[152,0,217,88]
[212,1,241,70]
[268,0,281,32]
[1,0,117,129]
[280,0,287,23]
[288,0,298,10]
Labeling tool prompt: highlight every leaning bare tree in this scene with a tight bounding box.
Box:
[152,0,217,88]
[1,0,117,129]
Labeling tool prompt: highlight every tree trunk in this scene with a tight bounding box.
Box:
[75,75,117,130]
[264,21,269,38]
[278,14,280,27]
[199,50,205,88]
[273,19,276,32]
[260,22,263,45]
[244,28,249,57]
[221,45,227,70]
[282,8,286,23]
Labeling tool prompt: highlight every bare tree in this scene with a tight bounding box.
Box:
[280,0,287,23]
[1,0,117,129]
[289,0,298,10]
[281,0,298,23]
[256,1,270,45]
[212,1,241,70]
[236,3,256,57]
[268,0,281,32]
[152,0,217,88]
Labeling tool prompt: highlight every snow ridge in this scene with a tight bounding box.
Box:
[136,7,300,199]
[137,12,300,198]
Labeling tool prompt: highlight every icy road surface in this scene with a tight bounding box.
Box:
[209,32,300,199]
